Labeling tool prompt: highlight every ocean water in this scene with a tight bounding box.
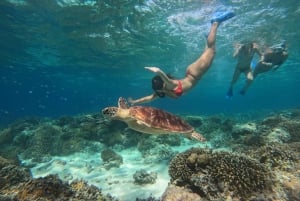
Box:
[1,1,300,200]
[1,0,299,125]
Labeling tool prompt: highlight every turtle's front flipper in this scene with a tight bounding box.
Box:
[190,131,206,142]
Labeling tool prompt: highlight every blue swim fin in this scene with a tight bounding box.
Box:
[211,11,235,24]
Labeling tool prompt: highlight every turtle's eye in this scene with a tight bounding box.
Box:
[102,108,109,115]
[102,107,117,118]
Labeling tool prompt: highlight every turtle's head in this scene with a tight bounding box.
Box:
[102,107,118,119]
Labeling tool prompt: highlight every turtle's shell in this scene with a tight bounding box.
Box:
[128,106,193,133]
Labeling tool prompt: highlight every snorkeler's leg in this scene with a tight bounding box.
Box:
[226,68,241,97]
[185,22,219,80]
[207,22,218,49]
[239,71,254,95]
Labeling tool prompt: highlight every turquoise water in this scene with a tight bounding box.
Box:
[1,0,300,125]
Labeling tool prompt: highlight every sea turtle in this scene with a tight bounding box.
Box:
[101,97,205,142]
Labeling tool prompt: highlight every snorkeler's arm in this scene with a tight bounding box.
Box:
[128,93,158,105]
[261,60,273,66]
[253,43,263,57]
[144,67,176,88]
[233,43,242,58]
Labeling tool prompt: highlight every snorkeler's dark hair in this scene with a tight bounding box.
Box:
[152,75,164,91]
[151,74,174,90]
[151,74,174,98]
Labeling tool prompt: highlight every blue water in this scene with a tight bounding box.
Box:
[1,0,300,125]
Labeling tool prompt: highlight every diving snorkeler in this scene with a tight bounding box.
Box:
[238,41,288,95]
[129,11,235,105]
[226,41,262,98]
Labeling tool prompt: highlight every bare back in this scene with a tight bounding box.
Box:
[235,46,256,71]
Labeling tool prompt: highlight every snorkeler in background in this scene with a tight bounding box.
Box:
[128,11,235,105]
[226,41,262,98]
[237,41,288,95]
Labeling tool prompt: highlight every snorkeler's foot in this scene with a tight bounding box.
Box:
[239,90,246,95]
[226,88,233,98]
[211,11,235,24]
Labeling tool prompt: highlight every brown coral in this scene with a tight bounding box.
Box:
[168,148,274,199]
[280,120,300,142]
[0,156,119,201]
[101,148,123,170]
[246,144,297,170]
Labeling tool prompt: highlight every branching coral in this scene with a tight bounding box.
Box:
[280,120,300,142]
[168,148,273,199]
[247,144,297,170]
[101,148,123,170]
[133,169,157,185]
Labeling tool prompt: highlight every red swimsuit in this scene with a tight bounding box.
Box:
[173,80,183,97]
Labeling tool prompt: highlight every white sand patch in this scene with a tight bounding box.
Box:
[26,141,208,201]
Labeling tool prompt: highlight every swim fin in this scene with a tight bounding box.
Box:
[211,11,235,24]
[226,88,233,98]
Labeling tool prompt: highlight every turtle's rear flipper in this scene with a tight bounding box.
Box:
[190,131,206,142]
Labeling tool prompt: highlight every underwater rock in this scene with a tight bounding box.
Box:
[280,120,300,142]
[97,120,131,146]
[168,148,274,200]
[230,122,263,146]
[0,128,15,145]
[138,138,176,163]
[232,122,257,137]
[262,114,287,127]
[191,115,234,140]
[136,196,160,201]
[161,184,201,201]
[265,127,291,143]
[101,148,123,170]
[184,115,203,128]
[133,169,157,185]
[209,130,232,148]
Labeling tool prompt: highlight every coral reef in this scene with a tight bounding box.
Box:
[168,148,274,200]
[161,184,201,201]
[0,156,31,190]
[137,137,177,163]
[264,127,291,143]
[136,195,160,201]
[101,148,123,170]
[185,115,234,148]
[260,111,300,143]
[133,169,157,185]
[246,144,297,170]
[0,108,300,200]
[280,120,300,142]
[0,155,118,201]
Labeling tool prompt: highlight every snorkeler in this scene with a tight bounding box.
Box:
[238,41,288,95]
[226,41,262,98]
[129,11,235,105]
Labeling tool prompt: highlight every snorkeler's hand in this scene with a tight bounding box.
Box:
[262,61,273,67]
[252,43,259,49]
[144,66,161,74]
